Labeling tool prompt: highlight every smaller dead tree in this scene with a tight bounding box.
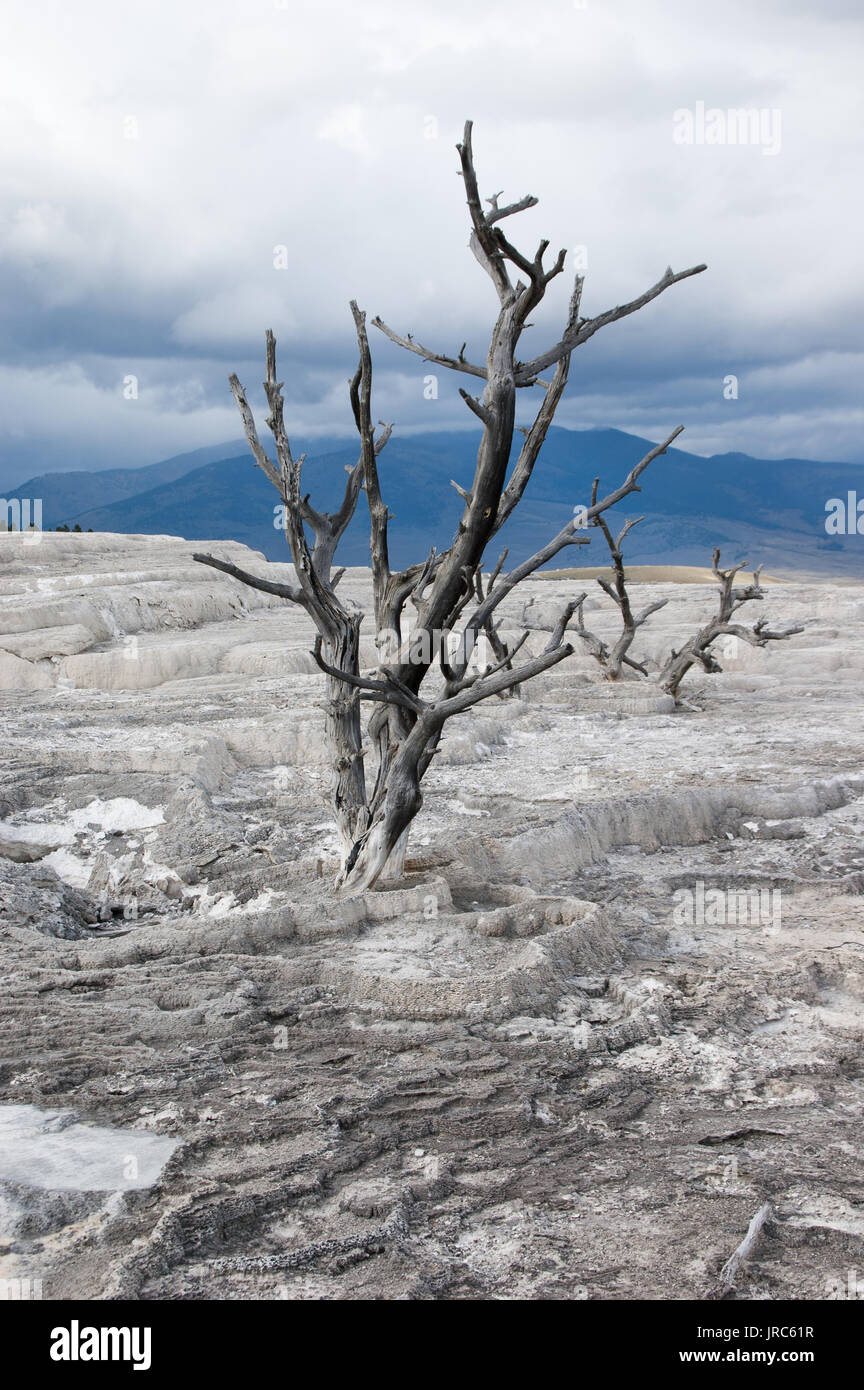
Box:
[572,485,668,680]
[658,549,803,702]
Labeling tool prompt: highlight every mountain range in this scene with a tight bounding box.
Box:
[5,427,862,576]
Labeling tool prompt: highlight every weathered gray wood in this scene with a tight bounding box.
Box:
[194,120,707,893]
[574,498,668,680]
[712,1201,773,1298]
[659,550,804,701]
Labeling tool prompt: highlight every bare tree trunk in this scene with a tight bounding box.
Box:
[336,720,428,890]
[322,627,370,860]
[658,630,722,700]
[194,120,707,897]
[381,827,410,881]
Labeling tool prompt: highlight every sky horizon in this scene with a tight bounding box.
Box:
[1,0,862,493]
[11,420,864,495]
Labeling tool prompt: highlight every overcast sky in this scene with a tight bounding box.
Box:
[1,0,862,490]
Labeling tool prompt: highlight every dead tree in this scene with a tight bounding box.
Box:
[194,121,706,893]
[573,498,668,679]
[658,549,803,701]
[464,549,522,697]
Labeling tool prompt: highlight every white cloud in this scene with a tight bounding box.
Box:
[317,105,371,154]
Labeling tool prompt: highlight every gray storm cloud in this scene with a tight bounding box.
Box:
[0,0,861,488]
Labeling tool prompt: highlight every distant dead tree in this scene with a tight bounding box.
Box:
[466,548,523,698]
[572,499,668,679]
[658,549,803,702]
[194,121,705,892]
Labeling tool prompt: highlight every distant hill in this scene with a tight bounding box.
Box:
[6,427,862,576]
[3,441,248,525]
[3,436,354,531]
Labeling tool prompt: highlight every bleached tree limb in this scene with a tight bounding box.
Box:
[370,319,487,383]
[572,594,609,668]
[228,375,283,492]
[311,636,426,714]
[191,552,307,607]
[710,1201,773,1299]
[494,278,584,531]
[450,427,684,684]
[578,490,668,680]
[659,551,804,701]
[485,190,539,224]
[514,262,707,384]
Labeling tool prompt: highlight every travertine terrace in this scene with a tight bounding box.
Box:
[1,532,862,1300]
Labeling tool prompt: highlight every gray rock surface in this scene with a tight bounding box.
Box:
[0,531,862,1301]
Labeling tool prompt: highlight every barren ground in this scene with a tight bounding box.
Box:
[0,533,862,1301]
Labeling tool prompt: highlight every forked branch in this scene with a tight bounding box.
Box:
[659,551,804,701]
[573,486,668,679]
